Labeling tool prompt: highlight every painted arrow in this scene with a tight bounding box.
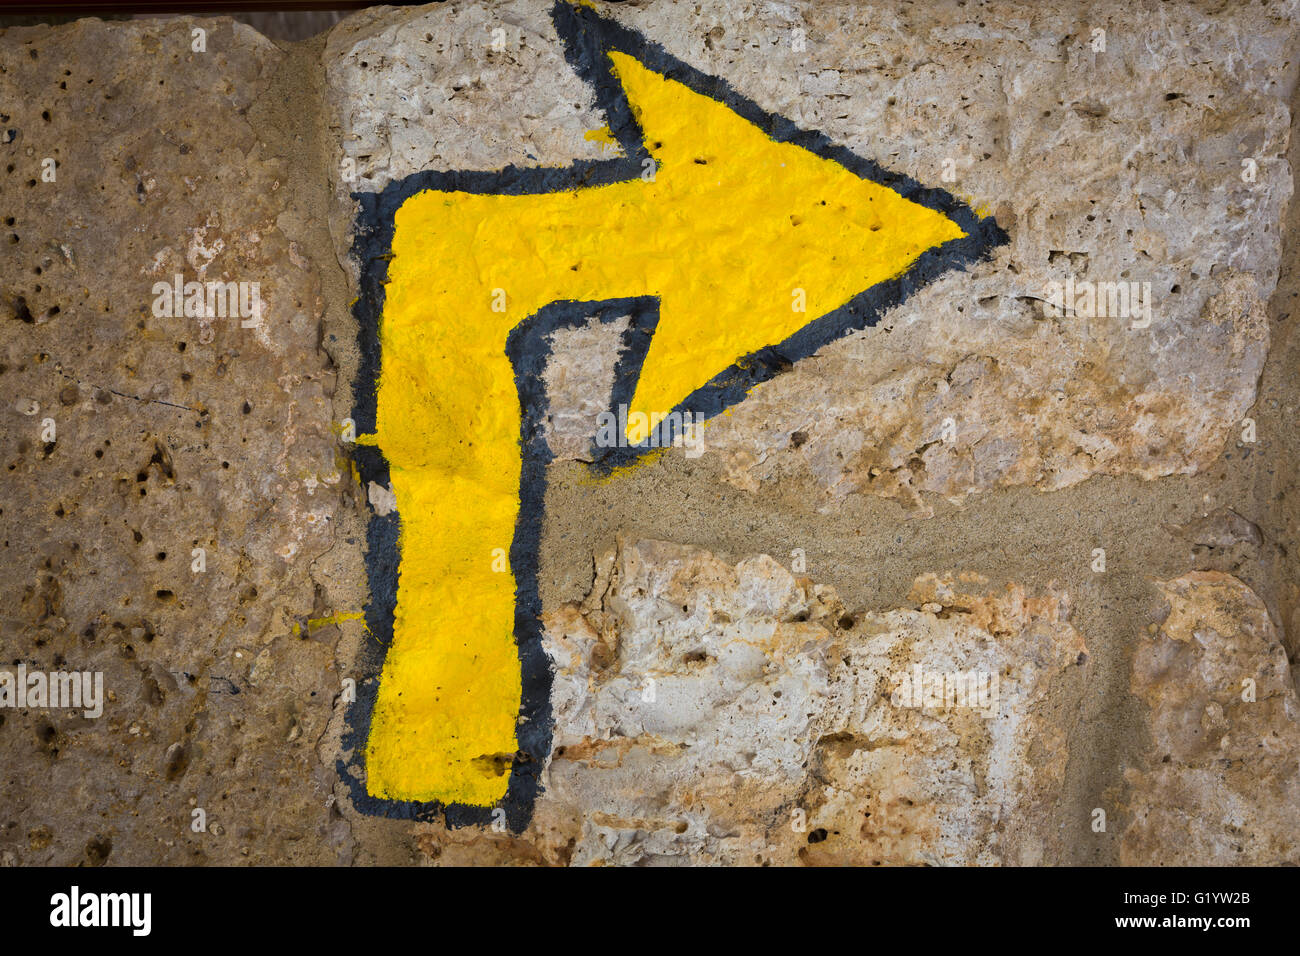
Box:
[343,1,1007,832]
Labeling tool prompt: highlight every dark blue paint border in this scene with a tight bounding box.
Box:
[339,0,1007,833]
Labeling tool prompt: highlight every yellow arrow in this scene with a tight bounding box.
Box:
[352,8,996,820]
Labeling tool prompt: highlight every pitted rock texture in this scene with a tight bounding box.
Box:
[0,0,1297,870]
[800,572,1084,866]
[322,0,613,285]
[1122,571,1300,866]
[324,0,609,185]
[326,0,1297,512]
[541,316,631,461]
[412,540,1085,865]
[538,539,839,866]
[0,18,348,864]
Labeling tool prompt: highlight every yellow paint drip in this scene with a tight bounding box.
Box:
[583,125,619,149]
[364,47,965,806]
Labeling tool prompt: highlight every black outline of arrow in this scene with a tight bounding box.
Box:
[340,0,1008,834]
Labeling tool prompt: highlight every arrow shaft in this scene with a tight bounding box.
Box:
[363,182,659,805]
[363,323,523,804]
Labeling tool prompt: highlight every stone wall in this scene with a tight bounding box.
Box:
[1,0,1298,866]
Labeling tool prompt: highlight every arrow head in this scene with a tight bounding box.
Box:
[604,48,972,442]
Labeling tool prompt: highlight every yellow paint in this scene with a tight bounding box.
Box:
[583,125,619,149]
[313,611,366,633]
[365,48,966,805]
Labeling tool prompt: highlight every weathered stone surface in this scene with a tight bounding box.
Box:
[1,0,1298,870]
[325,1,608,190]
[0,17,347,864]
[800,572,1084,866]
[1122,571,1300,865]
[321,0,1300,866]
[1173,507,1266,581]
[325,0,1297,513]
[427,539,1084,865]
[541,316,630,461]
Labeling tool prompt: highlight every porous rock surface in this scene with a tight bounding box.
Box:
[1122,572,1300,866]
[0,17,346,865]
[421,539,1086,865]
[1,0,1299,868]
